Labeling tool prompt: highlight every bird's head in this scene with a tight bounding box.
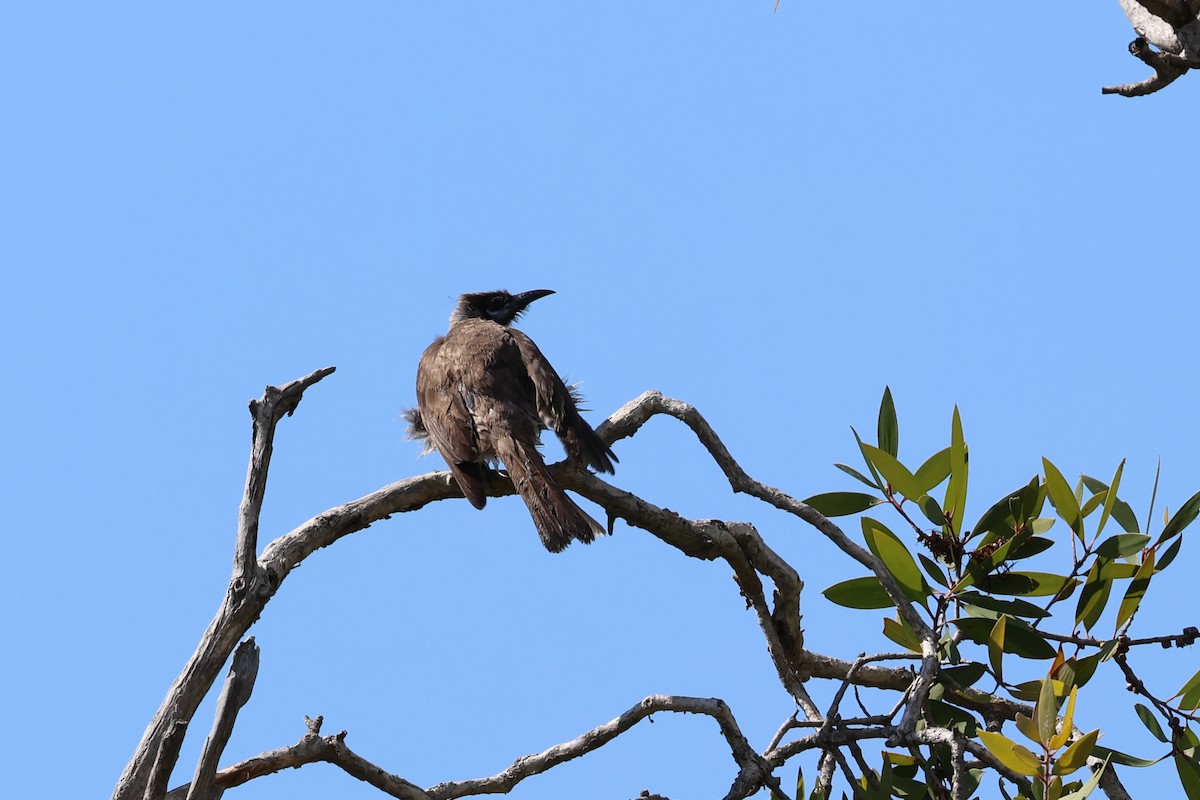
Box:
[451,289,555,326]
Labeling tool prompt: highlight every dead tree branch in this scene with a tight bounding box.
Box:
[186,638,260,800]
[165,697,781,800]
[117,376,1138,800]
[1104,0,1199,94]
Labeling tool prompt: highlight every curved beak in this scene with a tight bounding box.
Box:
[512,289,555,310]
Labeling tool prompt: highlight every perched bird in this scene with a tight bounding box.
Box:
[407,289,617,552]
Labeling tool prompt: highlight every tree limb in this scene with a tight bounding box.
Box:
[186,638,260,800]
[166,697,781,800]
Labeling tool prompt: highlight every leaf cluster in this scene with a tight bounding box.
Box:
[805,388,1200,799]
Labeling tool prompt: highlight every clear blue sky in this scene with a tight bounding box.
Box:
[4,4,1197,799]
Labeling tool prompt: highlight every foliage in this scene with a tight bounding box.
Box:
[811,388,1200,800]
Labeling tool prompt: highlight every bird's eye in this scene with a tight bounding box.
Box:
[488,296,507,311]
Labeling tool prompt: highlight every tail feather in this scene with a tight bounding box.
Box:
[496,437,604,552]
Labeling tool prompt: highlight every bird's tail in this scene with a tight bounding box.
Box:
[495,435,605,553]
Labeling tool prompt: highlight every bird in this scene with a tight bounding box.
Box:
[406,289,617,552]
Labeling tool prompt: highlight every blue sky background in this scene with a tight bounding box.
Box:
[4,3,1198,799]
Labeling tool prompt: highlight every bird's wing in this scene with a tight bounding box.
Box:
[511,330,616,474]
[415,338,489,507]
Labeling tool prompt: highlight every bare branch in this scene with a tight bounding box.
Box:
[1103,37,1190,95]
[170,698,778,800]
[186,638,260,800]
[235,366,336,589]
[596,392,935,646]
[166,716,430,800]
[429,695,777,800]
[143,721,187,800]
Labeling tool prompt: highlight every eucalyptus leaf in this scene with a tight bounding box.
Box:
[977,571,1080,598]
[945,407,968,532]
[918,553,948,587]
[955,615,1056,659]
[803,491,882,517]
[1157,536,1183,573]
[914,446,952,495]
[1134,703,1167,743]
[1086,745,1157,768]
[918,494,947,526]
[1114,551,1155,633]
[823,576,894,610]
[1162,489,1200,542]
[957,591,1050,619]
[862,518,927,600]
[1097,460,1124,537]
[1043,458,1084,540]
[836,462,882,490]
[1094,533,1150,560]
[1075,560,1112,632]
[878,386,898,458]
[860,444,923,500]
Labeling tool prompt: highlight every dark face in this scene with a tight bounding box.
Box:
[456,289,555,325]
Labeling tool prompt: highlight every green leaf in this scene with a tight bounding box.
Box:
[1031,517,1057,534]
[823,576,894,609]
[1057,753,1107,799]
[1162,489,1200,543]
[1036,676,1059,745]
[940,662,987,690]
[1053,729,1098,774]
[851,427,886,490]
[1110,497,1141,533]
[945,407,968,531]
[835,462,881,490]
[1145,458,1161,539]
[957,591,1050,620]
[914,446,952,496]
[973,482,1033,538]
[1134,703,1167,743]
[804,491,882,517]
[1114,550,1155,633]
[1176,667,1200,710]
[862,518,927,600]
[980,571,1080,598]
[1043,459,1084,540]
[1015,711,1041,746]
[1074,560,1112,632]
[926,699,980,736]
[1089,744,1158,768]
[883,615,922,653]
[860,444,923,500]
[979,730,1042,777]
[1097,460,1124,537]
[917,494,947,526]
[1010,536,1054,561]
[988,614,1007,682]
[918,553,948,587]
[1049,687,1078,751]
[1158,535,1183,573]
[955,616,1057,659]
[1080,489,1107,520]
[1094,533,1150,560]
[878,386,898,458]
[1071,652,1103,688]
[1176,754,1200,800]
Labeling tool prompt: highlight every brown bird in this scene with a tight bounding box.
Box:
[406,289,616,552]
